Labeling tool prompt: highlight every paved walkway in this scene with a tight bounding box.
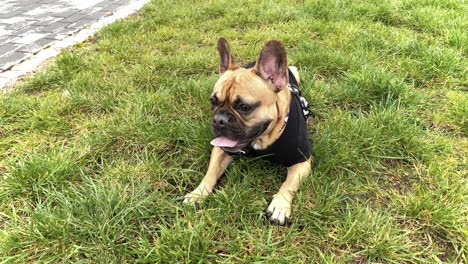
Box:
[0,0,149,89]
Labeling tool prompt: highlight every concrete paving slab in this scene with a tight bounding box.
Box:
[0,0,150,89]
[0,51,32,71]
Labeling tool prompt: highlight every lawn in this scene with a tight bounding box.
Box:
[0,0,467,262]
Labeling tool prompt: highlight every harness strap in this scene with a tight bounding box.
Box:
[288,83,310,121]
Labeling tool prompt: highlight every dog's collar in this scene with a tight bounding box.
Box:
[278,113,289,134]
[275,84,294,134]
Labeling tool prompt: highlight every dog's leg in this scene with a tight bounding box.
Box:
[183,147,232,204]
[266,158,311,225]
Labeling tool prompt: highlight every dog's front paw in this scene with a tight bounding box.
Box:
[266,194,292,225]
[183,188,210,205]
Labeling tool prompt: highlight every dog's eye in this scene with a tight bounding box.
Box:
[238,103,252,112]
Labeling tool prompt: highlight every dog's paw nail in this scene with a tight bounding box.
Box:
[266,196,291,226]
[270,216,284,225]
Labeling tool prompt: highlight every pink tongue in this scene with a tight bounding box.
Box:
[210,137,239,147]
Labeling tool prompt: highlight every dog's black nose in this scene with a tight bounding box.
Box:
[213,114,229,127]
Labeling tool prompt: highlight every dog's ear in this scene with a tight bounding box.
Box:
[217,37,238,75]
[254,40,288,91]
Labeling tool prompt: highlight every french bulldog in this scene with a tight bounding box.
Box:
[183,38,312,225]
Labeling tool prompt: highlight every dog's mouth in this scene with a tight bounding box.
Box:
[210,120,272,152]
[210,137,250,152]
[210,137,239,148]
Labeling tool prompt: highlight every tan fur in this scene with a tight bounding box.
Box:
[184,39,312,225]
[183,147,232,203]
[266,158,311,224]
[212,68,291,149]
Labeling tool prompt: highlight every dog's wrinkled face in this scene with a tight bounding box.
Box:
[210,38,289,152]
[210,68,278,151]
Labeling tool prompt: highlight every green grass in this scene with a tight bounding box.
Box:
[1,0,467,262]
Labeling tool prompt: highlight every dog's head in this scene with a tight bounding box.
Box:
[210,38,290,152]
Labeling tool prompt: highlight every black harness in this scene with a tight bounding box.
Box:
[222,65,312,167]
